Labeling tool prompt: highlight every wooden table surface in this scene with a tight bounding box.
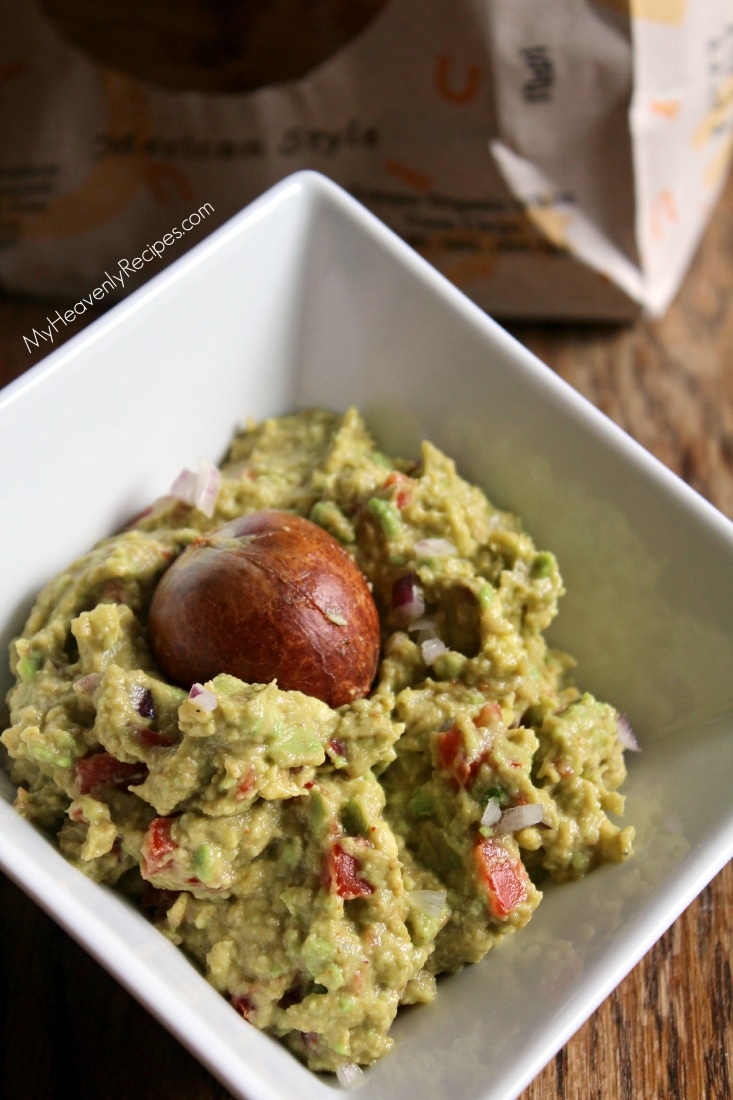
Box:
[1,173,732,1100]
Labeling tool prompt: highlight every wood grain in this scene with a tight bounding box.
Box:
[1,171,733,1100]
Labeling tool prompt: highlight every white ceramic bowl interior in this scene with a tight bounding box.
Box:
[1,171,732,1100]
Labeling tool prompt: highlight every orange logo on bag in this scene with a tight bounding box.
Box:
[435,55,481,104]
[650,189,679,240]
[650,99,681,119]
[384,159,433,193]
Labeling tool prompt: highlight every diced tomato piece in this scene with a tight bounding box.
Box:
[474,837,529,919]
[383,471,413,508]
[231,993,255,1021]
[436,725,488,788]
[325,842,373,900]
[75,752,148,795]
[475,702,502,728]
[436,725,463,773]
[136,726,175,749]
[236,766,257,799]
[141,816,179,878]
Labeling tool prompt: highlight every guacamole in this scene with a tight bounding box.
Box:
[1,407,635,1075]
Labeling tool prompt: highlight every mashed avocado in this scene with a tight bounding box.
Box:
[1,407,635,1074]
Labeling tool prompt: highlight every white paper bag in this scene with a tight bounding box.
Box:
[1,0,732,320]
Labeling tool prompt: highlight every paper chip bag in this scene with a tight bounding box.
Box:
[1,0,732,321]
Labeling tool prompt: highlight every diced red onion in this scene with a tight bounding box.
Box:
[494,803,545,834]
[421,637,447,666]
[414,537,457,558]
[480,798,502,827]
[409,889,447,918]
[169,467,196,505]
[617,714,640,752]
[73,672,100,697]
[168,460,221,517]
[336,1062,363,1089]
[391,573,425,624]
[194,459,221,517]
[189,683,218,712]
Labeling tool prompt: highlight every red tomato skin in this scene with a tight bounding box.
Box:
[474,837,529,918]
[231,994,255,1021]
[436,725,488,788]
[326,842,373,899]
[383,471,414,508]
[75,752,148,795]
[141,816,179,878]
[136,727,175,749]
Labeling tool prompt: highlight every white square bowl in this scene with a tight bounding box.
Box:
[1,171,732,1100]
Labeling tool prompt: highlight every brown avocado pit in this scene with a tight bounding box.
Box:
[148,509,381,708]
